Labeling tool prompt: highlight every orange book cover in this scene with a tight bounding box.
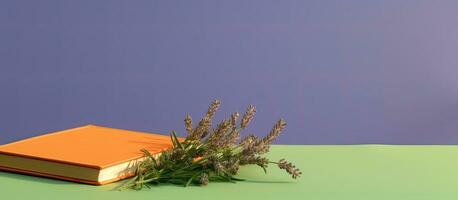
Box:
[0,125,174,185]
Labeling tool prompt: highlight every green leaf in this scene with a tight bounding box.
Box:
[185,172,200,187]
[141,149,158,167]
[114,176,138,191]
[170,130,184,150]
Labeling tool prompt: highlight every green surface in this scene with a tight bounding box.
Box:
[2,145,458,199]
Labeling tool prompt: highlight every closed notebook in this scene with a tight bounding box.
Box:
[0,125,173,185]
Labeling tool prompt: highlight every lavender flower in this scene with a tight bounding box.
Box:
[199,173,209,185]
[241,105,256,129]
[184,114,193,134]
[278,159,302,179]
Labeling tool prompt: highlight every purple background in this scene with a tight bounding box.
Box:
[1,0,458,144]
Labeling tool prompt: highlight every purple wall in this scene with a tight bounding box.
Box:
[1,0,458,144]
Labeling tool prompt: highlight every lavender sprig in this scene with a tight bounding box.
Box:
[121,100,300,190]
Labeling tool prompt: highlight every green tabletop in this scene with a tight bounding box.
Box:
[1,145,458,200]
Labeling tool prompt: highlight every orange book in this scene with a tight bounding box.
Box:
[0,125,174,185]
